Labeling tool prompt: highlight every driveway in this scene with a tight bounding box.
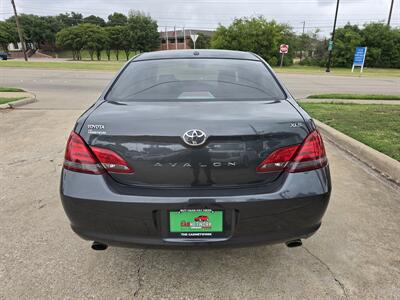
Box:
[1,67,399,299]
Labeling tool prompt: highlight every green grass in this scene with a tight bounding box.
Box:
[300,103,400,161]
[276,65,400,77]
[307,93,400,100]
[0,57,399,76]
[0,60,125,71]
[0,87,25,92]
[56,50,133,61]
[0,97,24,105]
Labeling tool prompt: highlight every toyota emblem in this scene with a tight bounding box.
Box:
[182,129,207,146]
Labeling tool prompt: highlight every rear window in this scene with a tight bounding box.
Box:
[106,58,286,102]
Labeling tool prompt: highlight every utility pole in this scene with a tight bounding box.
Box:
[174,25,177,50]
[10,0,28,61]
[165,27,168,50]
[387,0,394,26]
[300,21,305,61]
[326,0,340,72]
[183,27,186,49]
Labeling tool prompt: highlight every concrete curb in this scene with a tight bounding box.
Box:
[0,93,37,109]
[315,120,400,185]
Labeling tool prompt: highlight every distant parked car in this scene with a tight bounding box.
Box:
[0,52,8,60]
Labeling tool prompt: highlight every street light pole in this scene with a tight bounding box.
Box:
[387,0,394,26]
[10,0,28,61]
[326,0,340,72]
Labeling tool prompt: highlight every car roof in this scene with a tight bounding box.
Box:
[133,49,259,61]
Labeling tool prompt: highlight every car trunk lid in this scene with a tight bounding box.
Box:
[81,100,309,187]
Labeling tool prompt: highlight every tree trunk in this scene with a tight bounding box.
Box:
[125,50,130,60]
[115,50,119,61]
[89,50,94,61]
[96,50,101,61]
[106,49,111,61]
[1,43,7,52]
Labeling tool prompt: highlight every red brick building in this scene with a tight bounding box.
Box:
[159,29,214,50]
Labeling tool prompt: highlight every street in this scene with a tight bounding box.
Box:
[1,68,399,299]
[1,68,399,109]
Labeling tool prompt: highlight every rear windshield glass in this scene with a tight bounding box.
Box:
[106,58,286,101]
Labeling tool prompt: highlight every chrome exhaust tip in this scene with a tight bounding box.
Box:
[91,241,108,251]
[285,239,302,248]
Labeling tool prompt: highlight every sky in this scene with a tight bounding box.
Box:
[0,0,399,36]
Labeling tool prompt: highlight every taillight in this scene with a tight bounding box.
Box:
[256,130,327,173]
[91,146,134,174]
[256,144,299,173]
[288,130,328,172]
[64,132,105,174]
[63,132,134,174]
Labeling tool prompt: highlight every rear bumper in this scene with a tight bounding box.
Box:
[60,167,331,247]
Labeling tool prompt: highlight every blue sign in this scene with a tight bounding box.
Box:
[353,47,367,66]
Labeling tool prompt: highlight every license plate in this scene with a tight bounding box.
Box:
[169,209,223,234]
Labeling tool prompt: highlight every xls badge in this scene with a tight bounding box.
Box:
[290,122,303,128]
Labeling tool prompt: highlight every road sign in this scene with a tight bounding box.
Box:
[190,34,198,43]
[279,44,289,54]
[352,47,367,73]
[328,40,334,51]
[190,34,199,49]
[279,44,289,67]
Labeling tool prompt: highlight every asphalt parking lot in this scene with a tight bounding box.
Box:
[1,68,399,299]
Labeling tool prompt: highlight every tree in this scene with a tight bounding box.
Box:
[107,12,127,26]
[188,32,211,49]
[296,31,320,61]
[6,14,62,51]
[56,26,85,60]
[299,36,328,67]
[57,24,106,61]
[331,24,364,67]
[323,22,400,68]
[127,10,159,53]
[80,24,106,60]
[361,23,400,68]
[120,26,132,60]
[40,16,63,51]
[56,12,83,27]
[0,21,17,51]
[104,26,126,60]
[83,15,106,27]
[211,17,295,66]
